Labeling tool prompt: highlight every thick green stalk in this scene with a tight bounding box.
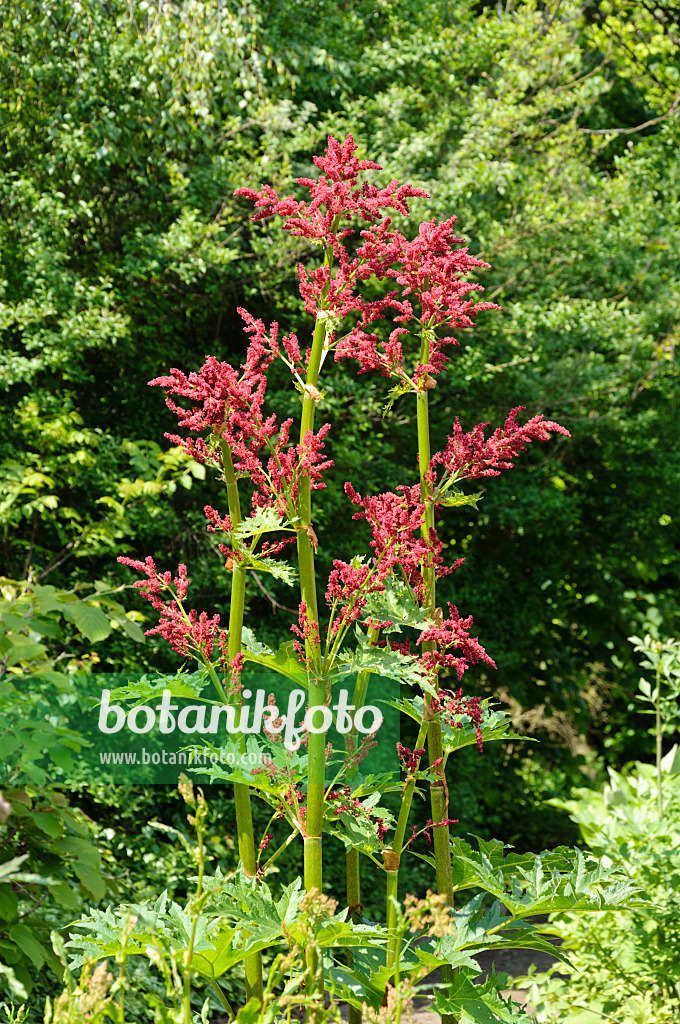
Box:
[297,313,326,987]
[416,385,454,904]
[345,636,378,1024]
[385,716,430,969]
[296,236,336,994]
[346,845,362,1024]
[416,334,456,1022]
[385,860,400,975]
[219,439,263,1005]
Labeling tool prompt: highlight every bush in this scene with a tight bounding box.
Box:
[512,746,680,1023]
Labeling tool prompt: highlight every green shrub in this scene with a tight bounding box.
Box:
[512,746,680,1022]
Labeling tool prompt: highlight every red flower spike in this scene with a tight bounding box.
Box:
[331,216,501,380]
[432,407,570,481]
[376,817,389,843]
[343,481,456,601]
[117,556,228,663]
[235,134,428,241]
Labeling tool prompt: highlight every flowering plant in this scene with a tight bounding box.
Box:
[70,136,644,1024]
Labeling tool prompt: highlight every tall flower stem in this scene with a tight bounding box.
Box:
[416,328,456,1023]
[385,716,430,970]
[219,438,263,1006]
[297,232,337,990]
[345,629,378,1024]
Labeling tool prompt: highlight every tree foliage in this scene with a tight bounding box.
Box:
[1,0,679,754]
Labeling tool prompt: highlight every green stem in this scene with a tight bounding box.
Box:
[210,980,235,1020]
[416,329,456,1023]
[182,808,205,1024]
[385,866,400,975]
[219,439,263,1006]
[345,632,378,1024]
[346,846,362,1024]
[385,716,430,969]
[295,232,337,1001]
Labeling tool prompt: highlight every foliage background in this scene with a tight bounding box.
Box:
[1,0,679,1011]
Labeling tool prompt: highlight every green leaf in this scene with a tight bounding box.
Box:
[0,960,27,1000]
[337,636,429,690]
[5,638,47,665]
[441,705,530,754]
[437,490,484,509]
[0,885,18,920]
[241,635,308,688]
[73,862,107,901]
[67,603,111,643]
[233,998,264,1023]
[49,882,79,910]
[105,671,207,704]
[9,924,48,970]
[362,580,433,634]
[328,946,421,1012]
[433,965,540,1022]
[32,811,62,837]
[450,837,644,916]
[233,507,287,541]
[120,618,146,642]
[415,936,481,974]
[0,734,20,759]
[382,379,415,415]
[244,553,297,586]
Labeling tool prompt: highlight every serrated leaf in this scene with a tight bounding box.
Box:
[434,966,536,1023]
[450,837,644,916]
[245,553,297,586]
[415,936,481,974]
[446,894,573,966]
[67,603,111,643]
[438,490,484,509]
[105,671,207,704]
[234,507,286,541]
[362,580,433,634]
[325,803,393,853]
[441,705,530,754]
[382,380,415,416]
[241,636,308,687]
[327,945,415,1011]
[337,638,428,689]
[240,628,271,657]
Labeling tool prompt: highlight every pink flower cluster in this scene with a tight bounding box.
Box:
[417,604,496,680]
[235,133,428,245]
[117,556,228,664]
[336,216,501,382]
[344,481,459,602]
[150,308,279,441]
[290,601,321,661]
[324,558,387,637]
[432,407,571,482]
[429,688,486,752]
[150,311,333,519]
[397,743,426,773]
[235,133,499,388]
